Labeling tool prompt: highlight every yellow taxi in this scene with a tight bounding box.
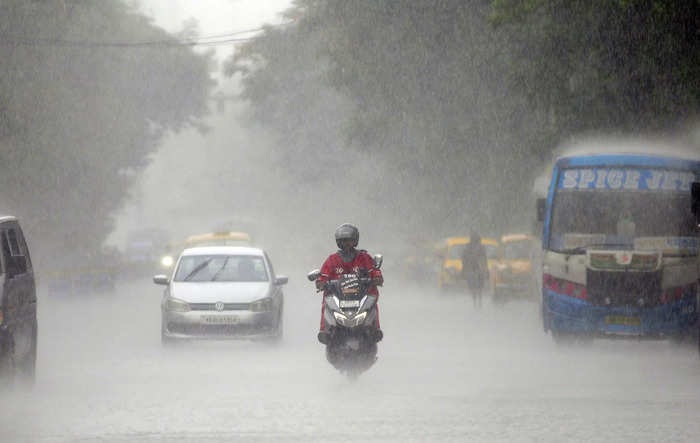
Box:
[159,231,252,270]
[492,234,536,302]
[437,236,500,291]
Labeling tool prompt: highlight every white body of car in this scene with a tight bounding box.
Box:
[154,246,287,342]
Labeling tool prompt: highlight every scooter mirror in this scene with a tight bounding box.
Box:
[372,254,383,269]
[307,269,321,281]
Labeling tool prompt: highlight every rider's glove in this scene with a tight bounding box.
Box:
[315,279,326,290]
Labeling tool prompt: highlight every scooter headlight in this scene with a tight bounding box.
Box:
[333,311,367,327]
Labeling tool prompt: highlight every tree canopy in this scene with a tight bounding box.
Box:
[227,0,700,238]
[0,0,214,266]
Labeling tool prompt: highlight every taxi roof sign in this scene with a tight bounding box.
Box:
[185,231,251,245]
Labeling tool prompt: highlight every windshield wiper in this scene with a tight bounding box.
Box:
[183,258,213,281]
[211,258,229,281]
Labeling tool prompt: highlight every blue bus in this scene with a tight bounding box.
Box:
[537,151,700,341]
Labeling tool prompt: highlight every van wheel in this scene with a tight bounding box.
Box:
[17,324,37,386]
[161,331,176,347]
[0,336,16,388]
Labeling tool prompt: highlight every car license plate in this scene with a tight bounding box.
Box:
[202,315,239,325]
[605,315,641,326]
[339,300,360,308]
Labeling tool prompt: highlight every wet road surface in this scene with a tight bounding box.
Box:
[2,276,700,442]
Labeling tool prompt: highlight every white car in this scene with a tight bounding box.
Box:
[154,246,287,343]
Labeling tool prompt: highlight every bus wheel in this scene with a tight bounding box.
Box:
[553,330,592,347]
[551,330,572,346]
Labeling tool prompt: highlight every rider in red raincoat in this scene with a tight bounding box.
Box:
[316,224,383,343]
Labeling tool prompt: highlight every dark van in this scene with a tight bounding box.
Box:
[0,215,37,384]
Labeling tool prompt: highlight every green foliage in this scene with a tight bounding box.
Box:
[0,0,213,266]
[228,0,700,238]
[495,0,700,136]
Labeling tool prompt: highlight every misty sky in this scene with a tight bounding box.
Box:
[138,0,291,72]
[109,0,292,248]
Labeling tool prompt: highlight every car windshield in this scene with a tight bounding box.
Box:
[504,241,531,260]
[551,187,697,253]
[174,255,268,282]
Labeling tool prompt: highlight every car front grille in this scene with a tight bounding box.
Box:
[586,269,662,307]
[189,302,250,311]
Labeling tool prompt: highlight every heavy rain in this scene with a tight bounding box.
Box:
[1,0,700,441]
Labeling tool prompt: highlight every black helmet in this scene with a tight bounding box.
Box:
[335,223,359,249]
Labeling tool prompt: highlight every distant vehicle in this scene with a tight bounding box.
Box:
[399,238,438,283]
[154,245,286,343]
[158,231,251,271]
[124,227,171,274]
[492,234,536,303]
[437,236,499,291]
[0,215,37,384]
[537,151,700,342]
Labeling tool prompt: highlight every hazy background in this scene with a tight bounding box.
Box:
[1,1,700,441]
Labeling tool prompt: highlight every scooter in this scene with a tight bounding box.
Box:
[307,254,383,379]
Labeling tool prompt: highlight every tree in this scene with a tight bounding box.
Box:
[227,0,700,240]
[0,0,214,267]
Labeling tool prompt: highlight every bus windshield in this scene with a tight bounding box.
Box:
[550,189,696,252]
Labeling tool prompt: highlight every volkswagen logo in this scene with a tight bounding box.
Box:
[215,301,225,311]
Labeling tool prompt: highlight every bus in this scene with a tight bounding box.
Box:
[536,150,700,341]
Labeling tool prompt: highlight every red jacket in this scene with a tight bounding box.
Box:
[319,250,382,296]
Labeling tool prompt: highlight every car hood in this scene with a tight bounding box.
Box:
[170,281,270,303]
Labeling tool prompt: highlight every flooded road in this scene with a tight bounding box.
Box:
[2,276,700,442]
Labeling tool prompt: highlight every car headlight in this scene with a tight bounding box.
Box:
[165,297,190,312]
[250,297,274,312]
[160,255,174,268]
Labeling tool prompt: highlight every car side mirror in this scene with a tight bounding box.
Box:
[692,182,700,219]
[153,274,170,285]
[372,254,383,269]
[536,198,546,222]
[307,269,321,281]
[275,275,288,285]
[6,255,27,278]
